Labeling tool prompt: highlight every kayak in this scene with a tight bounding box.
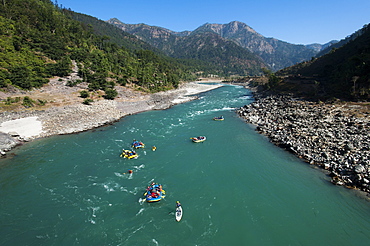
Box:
[120,149,138,159]
[175,202,183,222]
[144,183,165,203]
[191,136,206,143]
[132,140,145,149]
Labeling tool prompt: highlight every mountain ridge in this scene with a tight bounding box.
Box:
[107,18,267,76]
[108,19,331,71]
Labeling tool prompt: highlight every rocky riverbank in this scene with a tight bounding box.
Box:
[237,95,370,194]
[0,81,222,156]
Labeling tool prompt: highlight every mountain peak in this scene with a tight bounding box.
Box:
[197,21,260,38]
[226,21,257,34]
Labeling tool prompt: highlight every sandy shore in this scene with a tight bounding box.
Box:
[0,81,223,154]
[0,117,43,139]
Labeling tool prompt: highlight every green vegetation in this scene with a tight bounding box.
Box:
[277,24,370,100]
[1,96,47,108]
[4,97,21,105]
[83,98,94,105]
[0,0,196,95]
[103,88,118,100]
[2,0,368,102]
[171,32,265,76]
[22,96,34,107]
[79,90,89,98]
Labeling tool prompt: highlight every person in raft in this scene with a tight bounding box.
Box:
[129,151,136,156]
[176,201,181,207]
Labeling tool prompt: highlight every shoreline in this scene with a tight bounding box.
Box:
[237,94,370,196]
[0,81,223,156]
[2,80,370,197]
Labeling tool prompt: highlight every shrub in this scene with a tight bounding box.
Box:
[66,80,77,87]
[83,98,93,105]
[79,90,89,98]
[37,99,47,106]
[103,88,118,100]
[22,96,34,107]
[4,97,21,105]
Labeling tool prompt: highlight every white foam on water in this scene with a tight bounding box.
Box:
[134,164,145,170]
[136,208,145,216]
[238,95,252,100]
[138,198,145,205]
[210,107,235,112]
[114,172,125,178]
[152,239,159,245]
[102,181,120,193]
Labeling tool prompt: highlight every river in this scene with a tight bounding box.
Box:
[1,84,369,246]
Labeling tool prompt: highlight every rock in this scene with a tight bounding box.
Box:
[237,94,370,194]
[355,165,366,174]
[0,132,20,155]
[8,131,19,137]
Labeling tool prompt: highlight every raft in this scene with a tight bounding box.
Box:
[213,116,224,121]
[132,140,145,149]
[144,183,165,202]
[120,149,138,159]
[191,136,206,143]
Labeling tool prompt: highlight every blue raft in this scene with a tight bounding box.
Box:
[132,140,145,149]
[144,183,166,203]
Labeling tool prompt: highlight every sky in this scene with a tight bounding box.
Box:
[56,0,370,45]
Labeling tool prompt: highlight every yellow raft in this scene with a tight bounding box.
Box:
[120,149,138,159]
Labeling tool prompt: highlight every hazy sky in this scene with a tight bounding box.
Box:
[57,0,369,45]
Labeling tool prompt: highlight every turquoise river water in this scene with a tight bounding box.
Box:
[1,84,370,246]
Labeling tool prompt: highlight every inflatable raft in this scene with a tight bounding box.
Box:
[132,140,145,149]
[144,183,166,202]
[120,149,138,159]
[191,136,206,143]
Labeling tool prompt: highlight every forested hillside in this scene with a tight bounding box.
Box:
[65,12,159,53]
[277,24,370,100]
[172,32,265,75]
[0,0,196,95]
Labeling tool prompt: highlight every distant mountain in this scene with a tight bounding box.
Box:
[305,41,338,53]
[193,21,318,71]
[277,23,370,100]
[107,18,267,76]
[109,19,322,71]
[106,19,180,54]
